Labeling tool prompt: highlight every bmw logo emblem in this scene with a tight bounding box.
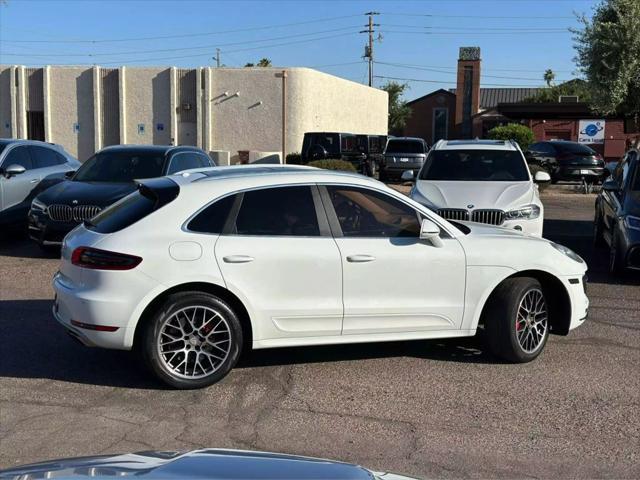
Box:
[72,199,78,205]
[467,204,474,209]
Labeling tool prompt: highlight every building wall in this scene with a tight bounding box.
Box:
[48,67,95,161]
[0,65,388,163]
[404,92,456,144]
[0,67,12,138]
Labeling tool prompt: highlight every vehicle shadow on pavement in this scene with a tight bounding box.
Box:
[0,299,161,389]
[0,236,60,260]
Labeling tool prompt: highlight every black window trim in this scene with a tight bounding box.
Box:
[182,183,332,238]
[317,183,455,239]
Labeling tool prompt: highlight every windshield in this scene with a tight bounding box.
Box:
[386,140,424,154]
[73,150,165,182]
[419,149,530,182]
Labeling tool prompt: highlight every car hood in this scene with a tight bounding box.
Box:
[36,180,137,207]
[0,449,419,479]
[415,180,533,210]
[624,191,640,218]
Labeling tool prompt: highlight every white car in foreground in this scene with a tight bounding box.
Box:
[53,165,587,389]
[408,139,550,237]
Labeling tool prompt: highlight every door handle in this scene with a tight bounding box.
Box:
[223,255,254,264]
[30,179,39,184]
[346,254,376,263]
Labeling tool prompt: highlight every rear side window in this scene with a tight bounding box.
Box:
[233,186,320,236]
[30,146,65,168]
[167,152,211,175]
[86,178,179,234]
[187,195,236,233]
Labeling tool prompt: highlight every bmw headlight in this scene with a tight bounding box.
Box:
[624,215,640,231]
[31,198,47,212]
[505,204,541,220]
[550,242,584,263]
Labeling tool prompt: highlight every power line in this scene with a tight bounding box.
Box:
[378,12,575,19]
[380,24,570,31]
[374,61,575,82]
[375,60,575,74]
[1,14,364,44]
[0,26,360,58]
[379,30,571,35]
[374,75,549,88]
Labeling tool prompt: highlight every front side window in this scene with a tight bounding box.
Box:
[327,186,421,238]
[2,146,33,170]
[629,154,640,191]
[30,146,65,168]
[73,150,165,182]
[419,149,529,182]
[233,186,320,236]
[167,152,210,175]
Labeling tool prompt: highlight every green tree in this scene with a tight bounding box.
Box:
[573,0,640,117]
[524,79,592,104]
[543,69,556,87]
[380,81,411,135]
[244,58,272,67]
[487,123,535,150]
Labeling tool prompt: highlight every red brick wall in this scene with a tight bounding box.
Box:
[404,93,456,144]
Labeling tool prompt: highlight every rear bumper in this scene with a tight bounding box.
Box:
[554,166,606,182]
[380,165,422,180]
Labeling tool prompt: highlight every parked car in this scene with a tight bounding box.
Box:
[379,137,429,182]
[0,448,418,479]
[300,131,384,176]
[0,139,79,230]
[594,148,640,273]
[524,140,606,183]
[29,144,214,249]
[53,165,587,389]
[408,139,550,237]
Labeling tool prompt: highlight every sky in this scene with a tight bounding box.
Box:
[0,0,598,101]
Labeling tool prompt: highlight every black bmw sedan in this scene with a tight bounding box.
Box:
[594,148,640,274]
[28,144,214,249]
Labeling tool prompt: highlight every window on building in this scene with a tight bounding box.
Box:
[327,186,421,238]
[233,186,320,236]
[26,111,45,141]
[433,108,449,143]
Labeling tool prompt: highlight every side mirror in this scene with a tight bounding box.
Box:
[602,179,620,192]
[3,164,26,178]
[401,170,415,182]
[419,218,444,248]
[64,170,75,179]
[533,171,551,183]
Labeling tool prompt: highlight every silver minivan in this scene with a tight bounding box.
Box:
[0,139,80,228]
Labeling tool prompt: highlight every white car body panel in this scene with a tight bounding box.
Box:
[52,166,588,353]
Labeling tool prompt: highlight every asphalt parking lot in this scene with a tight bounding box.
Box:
[0,189,639,479]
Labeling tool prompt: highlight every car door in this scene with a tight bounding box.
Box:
[0,145,41,214]
[320,184,466,335]
[602,154,629,239]
[214,185,343,342]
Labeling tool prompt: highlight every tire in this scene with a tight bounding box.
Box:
[608,228,625,275]
[140,291,243,389]
[593,208,606,248]
[484,277,549,363]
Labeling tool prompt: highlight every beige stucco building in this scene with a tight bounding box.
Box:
[0,65,388,163]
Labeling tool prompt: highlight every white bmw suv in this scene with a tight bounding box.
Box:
[409,139,551,237]
[53,165,587,389]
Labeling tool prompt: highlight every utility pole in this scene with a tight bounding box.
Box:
[215,48,220,68]
[360,11,379,87]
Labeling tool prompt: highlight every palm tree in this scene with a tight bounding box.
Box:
[544,69,556,87]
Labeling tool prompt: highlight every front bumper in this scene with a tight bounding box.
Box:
[28,209,77,245]
[564,273,589,331]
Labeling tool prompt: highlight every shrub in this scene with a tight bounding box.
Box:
[488,123,535,150]
[286,152,302,165]
[528,163,550,192]
[308,159,356,172]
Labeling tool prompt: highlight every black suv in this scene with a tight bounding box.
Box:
[300,132,386,177]
[29,145,214,249]
[525,141,606,183]
[379,137,429,182]
[594,148,640,273]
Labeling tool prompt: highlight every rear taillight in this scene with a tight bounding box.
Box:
[71,247,142,270]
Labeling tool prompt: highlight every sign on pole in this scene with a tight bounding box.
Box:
[578,119,605,144]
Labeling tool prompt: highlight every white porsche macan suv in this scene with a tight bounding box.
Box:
[409,139,551,237]
[53,165,588,388]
